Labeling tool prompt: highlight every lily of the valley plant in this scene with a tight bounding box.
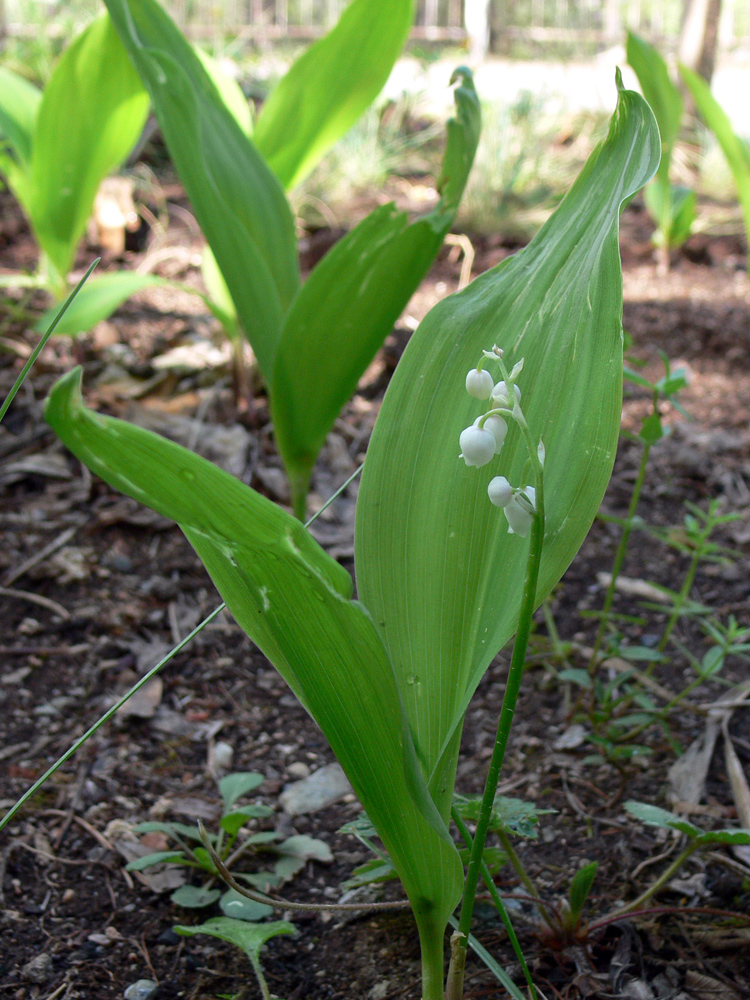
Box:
[45,76,659,998]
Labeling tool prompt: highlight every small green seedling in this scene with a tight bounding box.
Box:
[126,771,331,920]
[627,32,696,268]
[175,916,295,1000]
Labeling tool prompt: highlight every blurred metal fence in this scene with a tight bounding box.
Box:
[3,0,749,49]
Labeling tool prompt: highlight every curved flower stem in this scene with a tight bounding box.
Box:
[449,448,545,999]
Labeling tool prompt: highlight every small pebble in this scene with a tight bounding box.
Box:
[287,761,310,779]
[124,980,159,1000]
[212,740,234,772]
[21,953,52,984]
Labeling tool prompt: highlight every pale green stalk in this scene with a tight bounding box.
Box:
[449,415,544,999]
[0,259,99,426]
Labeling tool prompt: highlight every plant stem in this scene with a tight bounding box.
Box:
[588,439,652,675]
[451,808,536,999]
[451,462,544,998]
[603,842,697,919]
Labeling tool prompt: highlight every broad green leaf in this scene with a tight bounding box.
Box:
[45,368,463,960]
[627,32,682,187]
[272,69,480,512]
[35,272,166,336]
[174,916,296,960]
[0,65,41,168]
[220,888,273,921]
[254,0,414,190]
[201,247,239,339]
[219,771,265,811]
[680,64,750,272]
[194,47,252,137]
[103,0,299,378]
[356,74,660,818]
[29,14,149,281]
[171,884,222,907]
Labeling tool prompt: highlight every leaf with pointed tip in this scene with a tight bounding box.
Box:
[29,14,149,282]
[254,0,414,190]
[627,31,681,186]
[102,0,299,379]
[45,368,463,957]
[35,272,166,337]
[272,69,480,511]
[355,74,660,818]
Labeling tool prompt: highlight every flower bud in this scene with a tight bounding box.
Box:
[491,380,521,406]
[488,476,513,507]
[504,487,536,537]
[465,368,494,399]
[483,415,507,453]
[459,425,496,467]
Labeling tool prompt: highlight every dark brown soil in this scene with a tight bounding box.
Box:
[1,188,750,1000]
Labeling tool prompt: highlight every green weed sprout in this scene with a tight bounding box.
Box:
[42,76,659,998]
[174,917,296,1000]
[627,32,696,270]
[100,0,480,520]
[125,770,331,920]
[680,63,750,276]
[0,15,156,320]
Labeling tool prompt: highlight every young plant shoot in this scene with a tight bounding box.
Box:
[44,75,659,998]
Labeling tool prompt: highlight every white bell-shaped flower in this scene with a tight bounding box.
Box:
[465,368,494,399]
[491,380,522,406]
[504,486,536,537]
[488,476,514,507]
[483,414,508,454]
[459,424,496,467]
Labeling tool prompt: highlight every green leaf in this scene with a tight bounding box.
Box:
[271,69,480,513]
[125,850,185,871]
[174,916,296,960]
[133,820,208,842]
[171,884,222,908]
[341,856,397,890]
[35,272,166,336]
[0,65,41,168]
[274,855,306,883]
[194,46,252,137]
[680,63,750,273]
[356,74,660,817]
[45,368,463,966]
[639,410,664,444]
[29,13,149,281]
[568,861,598,920]
[624,801,750,846]
[219,888,274,921]
[102,0,300,379]
[453,794,552,840]
[558,668,593,689]
[254,0,414,190]
[277,835,333,863]
[626,31,682,187]
[219,772,266,811]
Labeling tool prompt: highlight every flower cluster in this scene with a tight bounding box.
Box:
[459,345,538,537]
